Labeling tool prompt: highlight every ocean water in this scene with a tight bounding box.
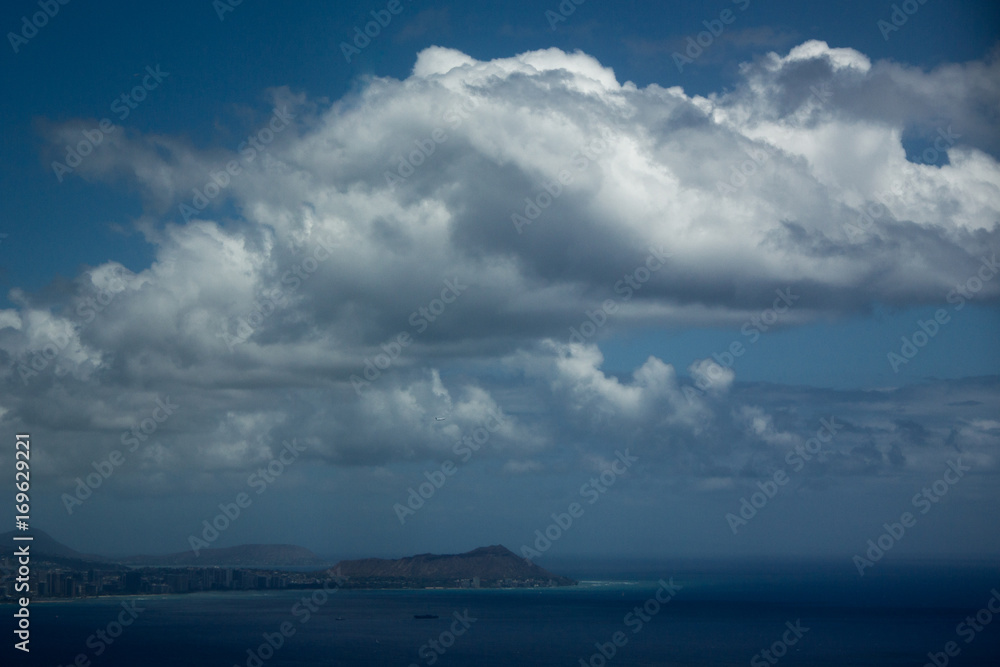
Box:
[8,561,1000,666]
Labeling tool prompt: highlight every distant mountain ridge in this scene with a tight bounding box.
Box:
[2,531,571,584]
[0,528,110,563]
[330,545,575,586]
[121,543,329,568]
[0,529,327,568]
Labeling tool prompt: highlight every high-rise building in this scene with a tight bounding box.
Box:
[124,571,141,594]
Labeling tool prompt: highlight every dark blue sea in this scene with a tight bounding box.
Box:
[7,560,1000,666]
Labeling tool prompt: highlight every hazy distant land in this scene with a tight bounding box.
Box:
[0,530,575,600]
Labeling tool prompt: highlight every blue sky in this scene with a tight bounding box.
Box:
[1,0,998,561]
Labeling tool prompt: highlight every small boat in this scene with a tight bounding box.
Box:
[413,614,439,619]
[335,617,345,620]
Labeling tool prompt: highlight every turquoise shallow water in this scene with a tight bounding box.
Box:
[5,562,1000,666]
